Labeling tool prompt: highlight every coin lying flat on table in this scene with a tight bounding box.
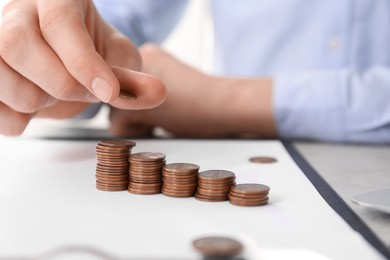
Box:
[249,156,277,164]
[192,236,243,257]
[229,183,270,206]
[95,140,136,192]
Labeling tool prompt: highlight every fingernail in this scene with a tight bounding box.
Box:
[85,92,101,103]
[119,90,137,100]
[44,96,57,107]
[91,77,112,103]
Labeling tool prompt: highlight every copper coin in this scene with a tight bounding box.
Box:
[129,182,162,188]
[162,182,198,188]
[198,182,235,189]
[96,179,129,186]
[162,188,195,198]
[129,165,164,170]
[229,190,268,199]
[99,140,136,148]
[130,178,162,184]
[96,175,128,182]
[231,184,270,195]
[97,161,129,166]
[198,170,235,182]
[162,172,198,178]
[194,193,228,202]
[130,160,166,165]
[197,187,231,196]
[249,156,277,164]
[96,147,130,154]
[96,170,128,176]
[96,183,127,192]
[163,175,198,181]
[130,152,166,162]
[193,236,243,257]
[163,163,200,173]
[162,185,196,192]
[96,143,131,150]
[128,188,161,195]
[96,153,129,159]
[229,196,269,207]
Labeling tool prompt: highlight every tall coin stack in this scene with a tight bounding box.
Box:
[229,184,269,206]
[95,140,136,192]
[195,170,236,202]
[162,163,200,198]
[128,152,166,195]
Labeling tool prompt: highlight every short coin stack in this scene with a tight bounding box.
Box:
[162,163,200,198]
[95,140,136,192]
[128,152,166,195]
[229,184,270,206]
[195,170,236,202]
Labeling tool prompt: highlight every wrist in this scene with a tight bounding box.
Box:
[205,76,276,138]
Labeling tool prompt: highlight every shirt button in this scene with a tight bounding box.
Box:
[328,37,340,50]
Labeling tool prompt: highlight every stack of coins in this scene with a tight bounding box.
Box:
[229,184,270,206]
[195,170,236,202]
[128,152,166,195]
[95,140,136,192]
[162,163,200,198]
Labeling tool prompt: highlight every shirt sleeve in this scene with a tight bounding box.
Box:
[274,66,390,144]
[93,0,188,46]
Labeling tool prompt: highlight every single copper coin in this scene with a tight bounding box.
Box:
[194,194,228,202]
[99,140,136,148]
[229,196,269,207]
[198,180,235,187]
[162,182,198,188]
[197,187,231,197]
[162,189,195,198]
[231,184,270,195]
[163,175,198,182]
[129,182,163,188]
[96,175,128,182]
[249,156,277,164]
[229,190,268,199]
[192,236,243,257]
[198,170,235,182]
[96,183,127,192]
[163,163,200,173]
[130,152,166,162]
[96,179,129,186]
[128,188,161,195]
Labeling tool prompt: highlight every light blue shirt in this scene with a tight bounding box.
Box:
[94,0,390,144]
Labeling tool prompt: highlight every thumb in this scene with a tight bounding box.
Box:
[108,66,167,110]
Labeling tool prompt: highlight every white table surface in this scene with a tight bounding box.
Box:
[0,137,384,260]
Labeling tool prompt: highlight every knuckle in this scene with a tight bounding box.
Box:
[0,24,29,62]
[0,112,30,136]
[50,76,80,100]
[16,94,48,113]
[39,6,80,38]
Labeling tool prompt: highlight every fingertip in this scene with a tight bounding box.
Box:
[109,67,167,110]
[91,77,118,103]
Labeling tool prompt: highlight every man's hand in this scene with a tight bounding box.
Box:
[109,44,276,138]
[0,0,166,135]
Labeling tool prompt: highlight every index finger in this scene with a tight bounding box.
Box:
[36,0,120,103]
